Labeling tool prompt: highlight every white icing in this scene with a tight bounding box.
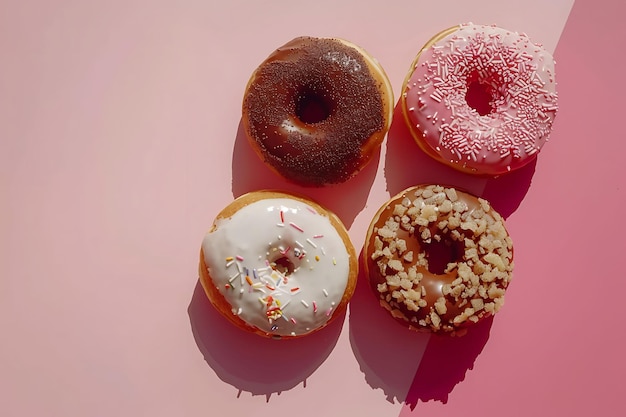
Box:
[202,198,350,337]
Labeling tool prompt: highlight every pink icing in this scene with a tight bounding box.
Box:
[403,23,558,175]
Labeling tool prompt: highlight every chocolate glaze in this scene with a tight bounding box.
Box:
[242,37,386,186]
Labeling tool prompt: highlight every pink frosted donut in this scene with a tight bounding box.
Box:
[401,23,558,176]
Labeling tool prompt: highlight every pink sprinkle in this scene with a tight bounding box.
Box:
[280,210,284,223]
[290,317,297,324]
[289,222,304,232]
[313,301,318,313]
[313,234,324,238]
[325,308,333,317]
[236,255,244,261]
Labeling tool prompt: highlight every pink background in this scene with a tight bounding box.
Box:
[2,0,625,416]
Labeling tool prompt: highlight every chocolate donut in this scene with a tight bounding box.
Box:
[242,37,394,186]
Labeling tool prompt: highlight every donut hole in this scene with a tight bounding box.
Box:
[465,69,503,116]
[295,88,332,124]
[423,238,464,275]
[465,80,495,116]
[271,255,296,276]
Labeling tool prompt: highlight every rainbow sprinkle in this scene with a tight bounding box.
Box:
[289,222,304,232]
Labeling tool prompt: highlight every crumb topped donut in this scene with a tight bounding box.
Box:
[242,37,394,186]
[401,23,558,176]
[199,191,358,338]
[364,185,513,336]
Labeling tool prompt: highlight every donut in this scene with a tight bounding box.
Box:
[199,191,358,338]
[364,185,514,336]
[242,36,394,186]
[401,23,558,176]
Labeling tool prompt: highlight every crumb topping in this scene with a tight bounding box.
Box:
[368,185,513,335]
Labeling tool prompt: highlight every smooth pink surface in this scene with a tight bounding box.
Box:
[3,1,625,416]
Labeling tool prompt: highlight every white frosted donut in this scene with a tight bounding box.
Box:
[402,23,558,176]
[199,191,357,338]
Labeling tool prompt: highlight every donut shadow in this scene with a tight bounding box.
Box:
[350,249,494,407]
[403,316,493,408]
[231,118,379,229]
[348,250,430,404]
[481,158,537,219]
[384,101,536,217]
[187,279,343,399]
